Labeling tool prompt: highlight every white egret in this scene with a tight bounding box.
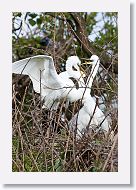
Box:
[12,55,86,110]
[69,55,110,137]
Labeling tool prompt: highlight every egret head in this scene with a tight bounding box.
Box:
[82,55,99,65]
[90,55,100,65]
[80,55,100,77]
[66,56,85,78]
[66,56,81,71]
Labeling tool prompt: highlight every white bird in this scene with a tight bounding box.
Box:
[12,55,86,110]
[69,55,110,137]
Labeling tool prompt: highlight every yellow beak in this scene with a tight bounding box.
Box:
[79,61,92,75]
[81,61,93,65]
[80,70,86,77]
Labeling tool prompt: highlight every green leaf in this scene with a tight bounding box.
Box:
[28,19,36,26]
[29,13,37,18]
[37,18,42,25]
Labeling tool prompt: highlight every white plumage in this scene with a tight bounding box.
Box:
[12,54,110,137]
[69,55,110,137]
[12,55,85,110]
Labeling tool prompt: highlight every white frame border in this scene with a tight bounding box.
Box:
[0,0,130,184]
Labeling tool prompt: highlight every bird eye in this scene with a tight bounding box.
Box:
[72,66,78,71]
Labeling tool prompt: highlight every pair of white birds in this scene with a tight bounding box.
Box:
[12,54,110,137]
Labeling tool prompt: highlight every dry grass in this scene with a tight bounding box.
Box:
[12,61,118,172]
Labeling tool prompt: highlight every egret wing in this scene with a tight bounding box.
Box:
[12,55,63,94]
[42,56,63,90]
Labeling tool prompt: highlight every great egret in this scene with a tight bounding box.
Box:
[69,55,110,137]
[12,55,86,110]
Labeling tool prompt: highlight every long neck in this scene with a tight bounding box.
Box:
[87,60,99,90]
[66,63,74,77]
[82,95,96,113]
